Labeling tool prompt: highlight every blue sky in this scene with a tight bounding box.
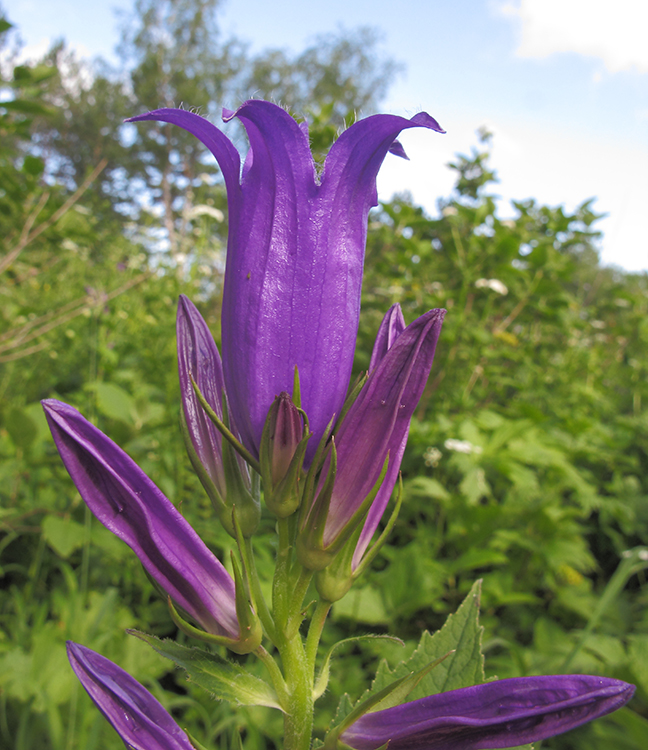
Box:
[6,0,648,272]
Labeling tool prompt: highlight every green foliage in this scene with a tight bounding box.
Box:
[1,5,647,748]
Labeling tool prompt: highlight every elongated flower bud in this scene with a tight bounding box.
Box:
[268,392,303,485]
[177,295,259,536]
[67,642,195,750]
[339,675,635,750]
[300,307,445,573]
[43,399,239,641]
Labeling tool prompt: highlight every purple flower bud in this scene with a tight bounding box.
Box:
[128,102,445,465]
[67,642,195,750]
[268,392,304,486]
[177,294,229,497]
[42,399,239,639]
[300,307,444,571]
[340,675,635,750]
[176,295,259,536]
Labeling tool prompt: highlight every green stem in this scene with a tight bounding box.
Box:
[256,645,289,706]
[273,517,294,631]
[280,635,314,750]
[305,600,331,675]
[285,566,313,639]
[243,536,277,644]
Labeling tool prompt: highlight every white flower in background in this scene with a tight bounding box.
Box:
[423,446,442,467]
[475,278,508,295]
[444,438,483,455]
[187,205,225,222]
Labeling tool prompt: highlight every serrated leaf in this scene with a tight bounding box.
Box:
[334,580,486,726]
[128,631,283,710]
[377,579,485,700]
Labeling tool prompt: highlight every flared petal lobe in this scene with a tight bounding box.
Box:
[340,675,635,750]
[322,308,445,553]
[128,102,445,463]
[42,399,238,638]
[67,643,195,750]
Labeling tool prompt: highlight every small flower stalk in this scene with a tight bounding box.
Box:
[44,99,635,750]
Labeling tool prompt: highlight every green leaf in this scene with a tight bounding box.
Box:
[628,635,648,697]
[332,585,389,625]
[5,406,38,450]
[315,635,404,699]
[22,155,45,176]
[42,515,87,558]
[376,579,485,699]
[88,382,136,424]
[334,581,486,726]
[128,631,283,710]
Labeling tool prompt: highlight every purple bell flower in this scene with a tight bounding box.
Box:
[67,642,195,750]
[42,399,239,640]
[339,674,635,750]
[128,101,445,463]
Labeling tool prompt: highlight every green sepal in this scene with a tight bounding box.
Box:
[292,364,302,408]
[314,635,404,700]
[127,630,283,711]
[186,731,211,750]
[220,393,260,537]
[298,452,390,572]
[323,651,454,750]
[350,474,404,579]
[230,552,264,654]
[179,407,226,517]
[167,595,261,655]
[191,375,261,473]
[332,371,367,434]
[296,438,338,570]
[298,413,337,526]
[266,427,310,518]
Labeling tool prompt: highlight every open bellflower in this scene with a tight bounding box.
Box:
[339,675,635,750]
[42,399,239,640]
[128,101,445,463]
[67,642,195,750]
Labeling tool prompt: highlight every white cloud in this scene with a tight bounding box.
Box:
[377,114,648,273]
[500,0,648,74]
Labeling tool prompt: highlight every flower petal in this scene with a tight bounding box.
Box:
[177,294,228,496]
[368,303,406,373]
[67,642,194,750]
[340,675,635,750]
[324,308,445,549]
[42,399,238,638]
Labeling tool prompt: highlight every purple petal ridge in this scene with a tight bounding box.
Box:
[42,399,238,638]
[341,675,635,750]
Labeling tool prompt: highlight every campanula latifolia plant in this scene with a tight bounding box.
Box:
[44,100,634,750]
